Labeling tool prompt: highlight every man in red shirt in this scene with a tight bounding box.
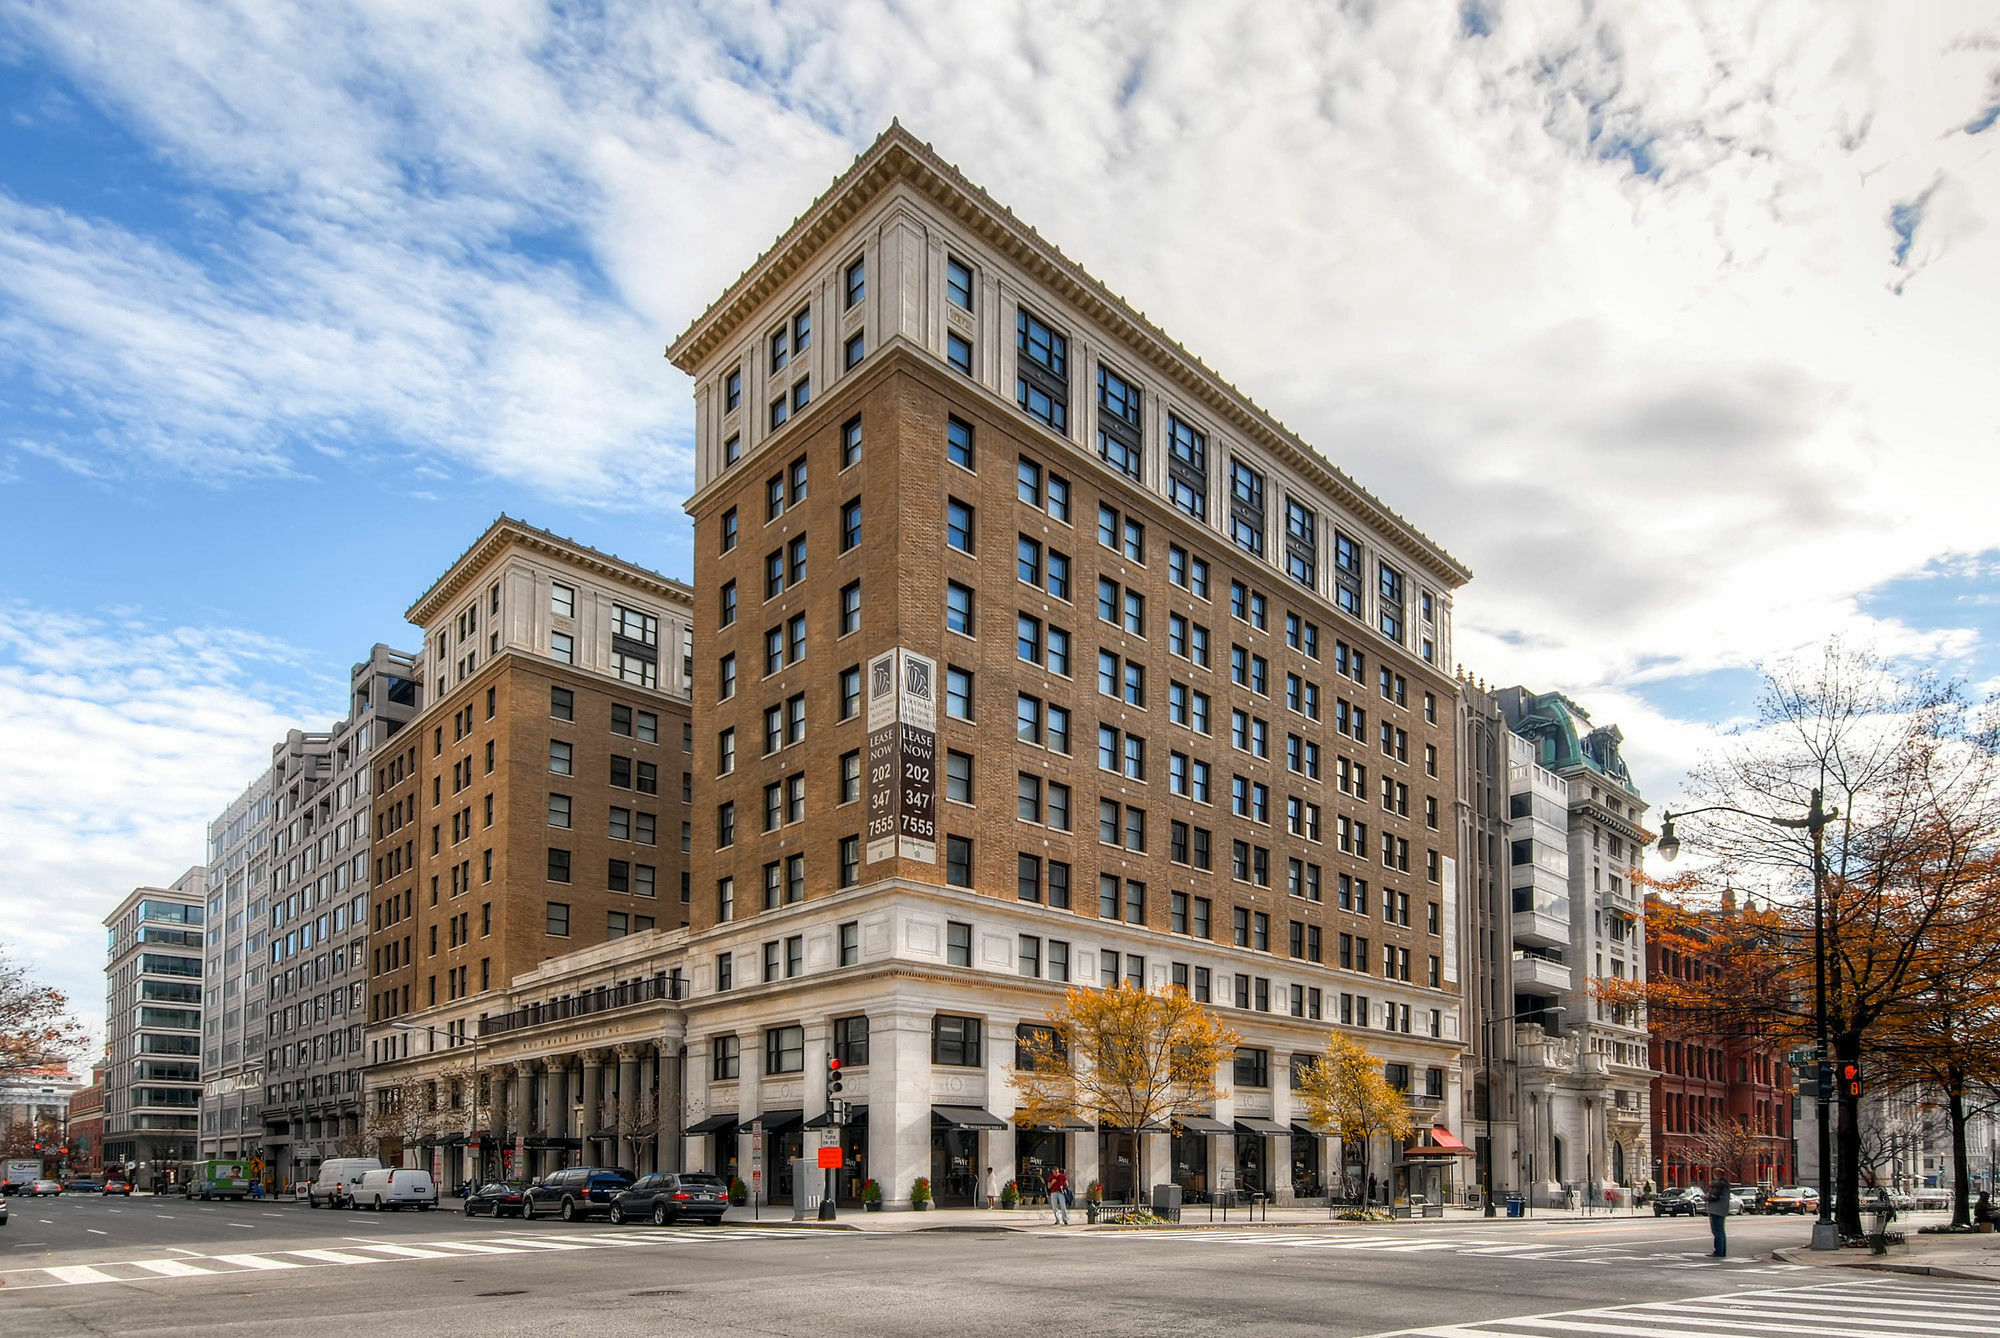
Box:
[1048,1166,1071,1225]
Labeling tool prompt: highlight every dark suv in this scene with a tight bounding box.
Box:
[609,1172,729,1226]
[523,1167,632,1222]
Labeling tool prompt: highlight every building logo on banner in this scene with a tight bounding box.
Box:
[865,648,938,865]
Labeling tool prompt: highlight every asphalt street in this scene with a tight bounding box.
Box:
[0,1194,1985,1337]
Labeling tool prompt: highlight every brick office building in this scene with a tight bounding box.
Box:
[659,125,1473,1209]
[363,517,695,1186]
[1647,892,1794,1189]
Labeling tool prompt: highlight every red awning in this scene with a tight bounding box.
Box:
[1405,1124,1472,1157]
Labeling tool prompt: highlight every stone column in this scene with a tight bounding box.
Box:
[870,1005,932,1210]
[508,1061,532,1178]
[681,1034,708,1173]
[981,1012,1016,1203]
[580,1051,605,1164]
[1271,1074,1294,1202]
[657,1019,685,1173]
[1213,1064,1238,1194]
[616,1044,641,1173]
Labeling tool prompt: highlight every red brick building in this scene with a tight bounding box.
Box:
[1646,895,1794,1188]
[66,1064,107,1177]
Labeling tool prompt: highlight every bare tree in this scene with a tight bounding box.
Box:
[0,947,88,1077]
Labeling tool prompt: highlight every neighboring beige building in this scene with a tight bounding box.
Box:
[363,517,694,1187]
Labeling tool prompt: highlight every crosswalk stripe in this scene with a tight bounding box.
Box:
[417,1240,523,1254]
[288,1249,379,1264]
[480,1235,598,1250]
[1383,1280,2000,1338]
[45,1266,118,1284]
[129,1259,214,1277]
[210,1254,299,1271]
[1647,1298,1997,1333]
[350,1243,458,1260]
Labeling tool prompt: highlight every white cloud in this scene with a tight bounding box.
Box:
[0,0,1997,818]
[0,605,331,1051]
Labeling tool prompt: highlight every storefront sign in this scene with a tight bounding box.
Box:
[865,648,938,865]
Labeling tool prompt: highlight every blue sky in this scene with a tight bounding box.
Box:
[3,0,2000,1042]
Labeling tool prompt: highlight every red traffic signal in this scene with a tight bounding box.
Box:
[827,1055,843,1095]
[1839,1061,1863,1098]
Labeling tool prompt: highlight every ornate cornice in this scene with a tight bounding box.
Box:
[407,515,693,627]
[666,122,1471,589]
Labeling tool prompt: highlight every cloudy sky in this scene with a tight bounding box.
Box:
[3,0,1998,1044]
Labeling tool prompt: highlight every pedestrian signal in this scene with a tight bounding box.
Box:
[1839,1061,1862,1099]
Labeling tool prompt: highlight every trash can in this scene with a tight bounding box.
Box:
[1505,1194,1525,1218]
[1150,1183,1184,1223]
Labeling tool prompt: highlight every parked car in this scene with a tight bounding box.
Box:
[0,1194,8,1225]
[353,1168,437,1211]
[1766,1186,1820,1214]
[27,1179,63,1197]
[1728,1187,1763,1215]
[306,1157,382,1209]
[523,1167,631,1222]
[102,1175,132,1196]
[609,1172,729,1226]
[1652,1187,1704,1216]
[462,1180,528,1218]
[65,1177,103,1194]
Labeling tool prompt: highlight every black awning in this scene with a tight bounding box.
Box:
[932,1105,1008,1131]
[522,1136,582,1150]
[804,1106,867,1130]
[439,1133,467,1147]
[1016,1113,1094,1132]
[685,1113,739,1135]
[1098,1120,1169,1133]
[740,1109,803,1135]
[1290,1123,1322,1143]
[1234,1118,1288,1137]
[1172,1115,1232,1136]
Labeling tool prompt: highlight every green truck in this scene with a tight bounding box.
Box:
[185,1159,253,1201]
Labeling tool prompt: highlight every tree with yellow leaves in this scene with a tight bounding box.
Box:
[1011,983,1238,1201]
[1295,1031,1413,1191]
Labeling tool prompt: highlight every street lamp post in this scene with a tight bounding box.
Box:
[1657,787,1841,1251]
[1481,1005,1565,1217]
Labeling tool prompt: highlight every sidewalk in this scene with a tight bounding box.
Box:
[714,1202,1673,1232]
[1773,1229,2000,1283]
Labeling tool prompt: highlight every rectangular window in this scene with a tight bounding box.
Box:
[947,416,975,470]
[1379,562,1405,641]
[1096,363,1142,478]
[841,415,863,468]
[1016,307,1068,430]
[833,1012,868,1063]
[545,901,569,936]
[946,581,975,636]
[947,257,974,311]
[946,920,973,968]
[946,666,973,720]
[1285,498,1316,587]
[947,499,975,553]
[1166,415,1206,520]
[946,835,973,887]
[1229,460,1265,557]
[946,332,972,375]
[932,1014,983,1067]
[844,255,865,308]
[765,1025,804,1075]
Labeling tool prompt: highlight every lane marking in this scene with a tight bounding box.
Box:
[210,1253,299,1271]
[288,1249,379,1265]
[45,1265,118,1284]
[130,1259,213,1277]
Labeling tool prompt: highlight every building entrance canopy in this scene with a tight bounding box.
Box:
[931,1105,1008,1131]
[686,1113,738,1135]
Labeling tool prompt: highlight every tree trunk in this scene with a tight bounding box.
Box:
[1835,1031,1864,1238]
[1948,1075,1971,1230]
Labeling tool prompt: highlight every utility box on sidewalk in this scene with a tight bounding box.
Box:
[1150,1183,1183,1222]
[790,1157,823,1220]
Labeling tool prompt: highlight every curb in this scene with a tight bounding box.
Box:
[1772,1247,2000,1284]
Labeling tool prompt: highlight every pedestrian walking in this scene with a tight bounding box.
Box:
[1704,1174,1732,1257]
[984,1165,997,1210]
[1048,1166,1070,1225]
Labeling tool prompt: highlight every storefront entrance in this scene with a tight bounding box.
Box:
[1290,1126,1322,1198]
[1171,1129,1210,1201]
[1097,1129,1141,1202]
[1014,1129,1065,1203]
[931,1125,980,1206]
[1233,1133,1267,1194]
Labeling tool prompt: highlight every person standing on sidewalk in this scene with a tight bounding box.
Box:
[1048,1167,1070,1225]
[1704,1174,1732,1257]
[984,1165,997,1210]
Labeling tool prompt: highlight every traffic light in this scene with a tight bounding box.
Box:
[1839,1061,1863,1099]
[827,1056,842,1097]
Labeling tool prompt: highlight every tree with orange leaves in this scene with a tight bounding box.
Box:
[1607,643,2000,1238]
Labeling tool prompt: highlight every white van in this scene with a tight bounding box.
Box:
[355,1167,437,1211]
[306,1158,382,1209]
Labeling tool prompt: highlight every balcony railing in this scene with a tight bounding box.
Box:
[478,971,683,1038]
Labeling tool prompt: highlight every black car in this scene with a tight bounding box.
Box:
[522,1167,631,1222]
[609,1172,729,1226]
[462,1180,529,1218]
[1652,1187,1705,1217]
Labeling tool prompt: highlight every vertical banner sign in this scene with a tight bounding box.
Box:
[864,648,939,865]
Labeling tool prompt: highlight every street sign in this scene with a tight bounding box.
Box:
[817,1146,842,1170]
[249,1158,264,1176]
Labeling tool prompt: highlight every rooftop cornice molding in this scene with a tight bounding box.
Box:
[666,122,1471,590]
[407,515,694,627]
